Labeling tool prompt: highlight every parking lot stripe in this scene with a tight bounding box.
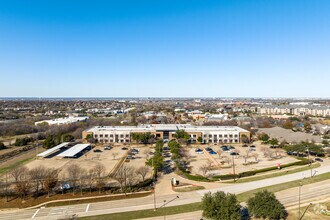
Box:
[31,209,40,219]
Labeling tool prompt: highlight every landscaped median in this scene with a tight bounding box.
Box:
[79,172,330,220]
[177,157,313,183]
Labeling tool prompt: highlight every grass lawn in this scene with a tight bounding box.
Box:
[0,157,35,175]
[237,172,330,202]
[230,163,321,184]
[173,185,205,192]
[81,202,201,220]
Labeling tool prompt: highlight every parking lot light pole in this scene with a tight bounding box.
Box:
[298,178,304,219]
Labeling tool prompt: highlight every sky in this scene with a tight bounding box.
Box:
[0,0,329,98]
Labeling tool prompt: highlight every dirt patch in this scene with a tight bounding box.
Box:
[0,191,152,209]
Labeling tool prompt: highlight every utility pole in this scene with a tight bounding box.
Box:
[298,180,303,219]
[153,181,156,211]
[232,155,236,182]
[163,200,166,220]
[5,171,8,202]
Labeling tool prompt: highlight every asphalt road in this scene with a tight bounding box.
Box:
[0,165,329,220]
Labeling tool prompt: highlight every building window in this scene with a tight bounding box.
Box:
[105,134,108,138]
[99,134,103,138]
[224,134,228,138]
[110,134,113,138]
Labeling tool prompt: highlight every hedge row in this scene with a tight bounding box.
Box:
[212,157,310,181]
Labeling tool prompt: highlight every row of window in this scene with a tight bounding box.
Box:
[203,134,238,138]
[204,139,239,143]
[99,139,130,143]
[95,134,129,138]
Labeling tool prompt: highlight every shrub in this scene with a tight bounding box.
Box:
[202,191,241,220]
[248,190,287,219]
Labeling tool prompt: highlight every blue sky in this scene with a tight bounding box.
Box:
[0,0,329,98]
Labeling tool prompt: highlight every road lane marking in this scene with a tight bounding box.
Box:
[85,204,90,213]
[31,209,40,219]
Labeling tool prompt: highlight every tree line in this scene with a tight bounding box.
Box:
[0,163,152,200]
[202,190,287,220]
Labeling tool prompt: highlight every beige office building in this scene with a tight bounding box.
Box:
[83,124,250,144]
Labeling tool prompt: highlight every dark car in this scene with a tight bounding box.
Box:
[93,149,102,153]
[249,145,256,148]
[121,147,128,150]
[230,152,239,156]
[242,144,248,147]
[205,147,213,152]
[221,146,229,151]
[228,146,235,150]
[209,150,217,155]
[315,157,323,162]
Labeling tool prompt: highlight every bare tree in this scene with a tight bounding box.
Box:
[112,152,119,160]
[143,148,151,160]
[136,166,150,182]
[217,149,224,159]
[126,167,136,189]
[112,164,134,193]
[199,164,210,177]
[252,153,259,162]
[243,149,250,164]
[43,168,60,197]
[67,164,85,194]
[92,164,106,193]
[29,166,47,196]
[222,156,231,166]
[10,166,30,199]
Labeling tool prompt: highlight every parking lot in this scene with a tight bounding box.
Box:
[25,144,154,179]
[189,141,299,176]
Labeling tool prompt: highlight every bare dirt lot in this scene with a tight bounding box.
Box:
[188,141,299,176]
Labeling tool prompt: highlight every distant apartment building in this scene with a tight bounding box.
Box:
[82,124,250,144]
[35,116,89,125]
[258,105,330,117]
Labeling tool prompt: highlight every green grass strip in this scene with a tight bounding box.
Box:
[81,172,330,220]
[0,157,35,175]
[81,202,201,220]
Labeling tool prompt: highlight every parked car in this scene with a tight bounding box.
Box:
[195,148,202,152]
[228,146,235,150]
[242,144,248,147]
[249,145,256,148]
[126,155,134,159]
[104,146,112,150]
[93,149,102,153]
[315,157,323,162]
[209,150,217,155]
[121,147,128,150]
[205,147,213,152]
[221,146,229,151]
[230,152,239,156]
